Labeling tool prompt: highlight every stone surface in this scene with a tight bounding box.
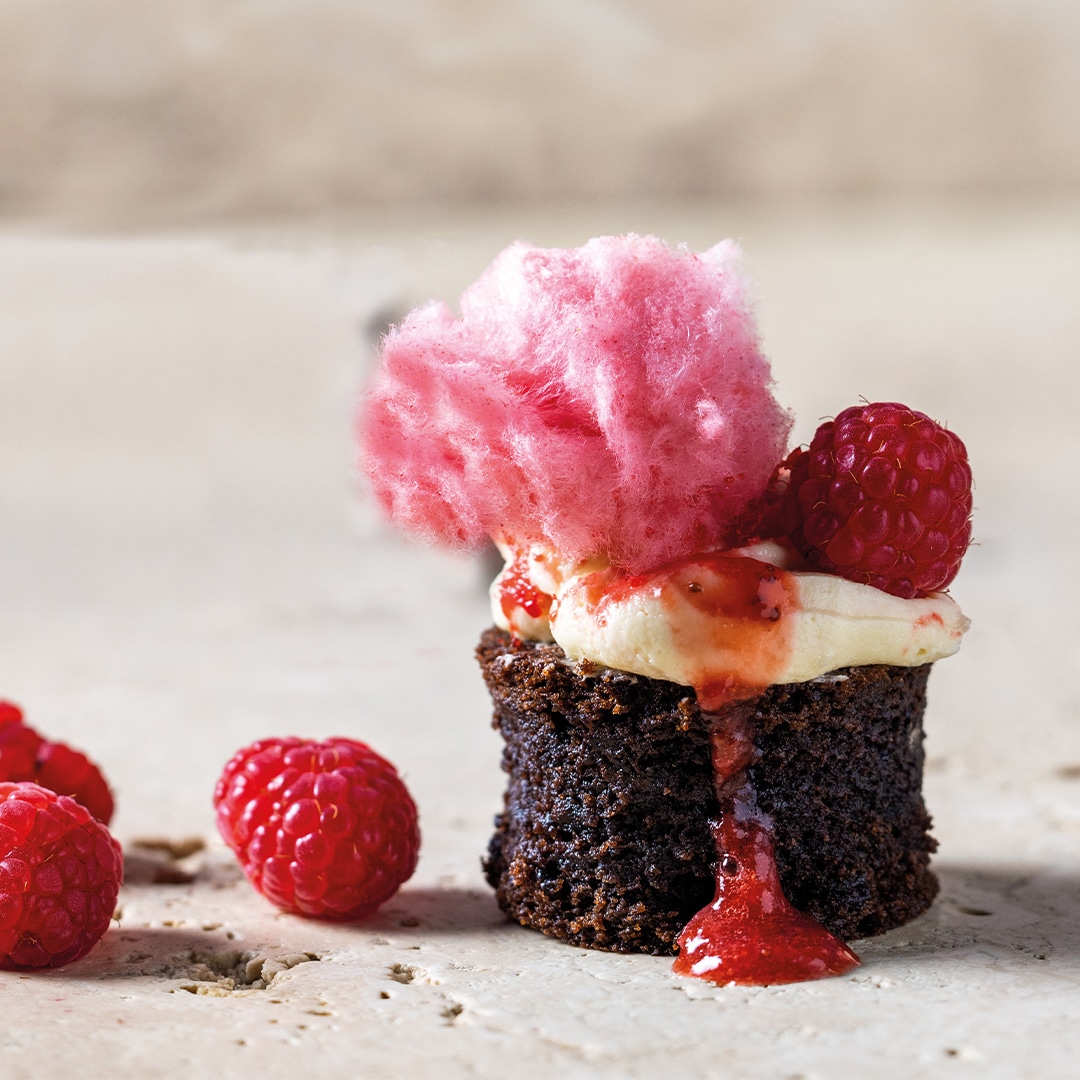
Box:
[0,203,1078,1077]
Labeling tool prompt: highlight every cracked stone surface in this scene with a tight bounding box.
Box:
[0,203,1077,1078]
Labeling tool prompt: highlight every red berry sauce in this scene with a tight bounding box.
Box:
[577,553,799,711]
[578,554,863,985]
[499,551,865,986]
[673,710,860,987]
[657,554,798,712]
[497,549,553,636]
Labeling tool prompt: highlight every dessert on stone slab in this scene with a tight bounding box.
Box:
[361,234,972,986]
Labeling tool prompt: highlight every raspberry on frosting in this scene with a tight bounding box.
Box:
[780,402,973,598]
[361,235,792,575]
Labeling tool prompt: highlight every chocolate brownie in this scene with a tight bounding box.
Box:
[478,627,938,955]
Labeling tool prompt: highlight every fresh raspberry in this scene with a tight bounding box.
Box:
[0,782,123,970]
[214,737,420,920]
[0,703,42,780]
[729,460,791,544]
[33,742,115,826]
[0,701,114,825]
[780,402,973,599]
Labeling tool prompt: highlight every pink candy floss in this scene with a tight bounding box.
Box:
[361,235,791,574]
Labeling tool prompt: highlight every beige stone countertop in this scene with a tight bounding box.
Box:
[0,201,1077,1078]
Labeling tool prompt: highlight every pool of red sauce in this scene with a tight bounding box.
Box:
[500,550,861,986]
[672,713,860,987]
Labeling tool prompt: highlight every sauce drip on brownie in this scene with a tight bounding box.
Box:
[673,711,861,986]
[495,551,902,983]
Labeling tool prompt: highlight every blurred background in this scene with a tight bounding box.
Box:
[0,0,1077,852]
[1,0,1078,225]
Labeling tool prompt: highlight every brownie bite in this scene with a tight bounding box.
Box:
[479,628,937,954]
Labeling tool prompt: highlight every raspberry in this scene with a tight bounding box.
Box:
[0,703,41,780]
[0,782,123,970]
[33,743,115,826]
[729,460,790,544]
[0,701,114,825]
[214,737,420,920]
[780,402,973,599]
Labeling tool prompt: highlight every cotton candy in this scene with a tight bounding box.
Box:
[360,234,791,574]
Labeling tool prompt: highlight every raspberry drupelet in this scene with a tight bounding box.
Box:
[780,402,973,599]
[214,737,420,919]
[0,782,122,970]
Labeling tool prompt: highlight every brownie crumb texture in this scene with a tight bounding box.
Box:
[478,627,938,955]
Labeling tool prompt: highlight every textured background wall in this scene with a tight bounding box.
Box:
[1,0,1077,227]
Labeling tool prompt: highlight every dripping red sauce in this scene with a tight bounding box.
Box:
[497,549,553,636]
[502,547,861,984]
[673,710,860,987]
[577,553,800,711]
